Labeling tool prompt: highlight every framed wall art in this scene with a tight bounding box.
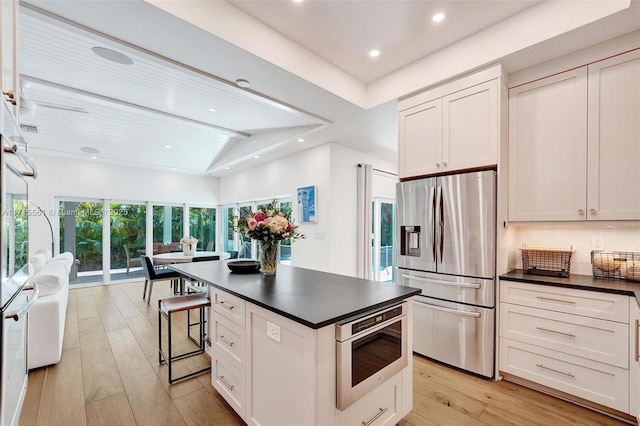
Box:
[297,185,317,223]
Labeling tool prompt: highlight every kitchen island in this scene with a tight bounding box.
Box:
[171,261,421,426]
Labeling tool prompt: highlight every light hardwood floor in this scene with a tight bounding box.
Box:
[19,281,632,426]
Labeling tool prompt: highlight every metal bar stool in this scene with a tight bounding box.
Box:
[158,294,211,384]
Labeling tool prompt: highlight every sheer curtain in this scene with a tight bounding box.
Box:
[356,163,373,279]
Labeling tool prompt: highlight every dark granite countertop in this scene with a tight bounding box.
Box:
[170,261,421,329]
[500,269,640,307]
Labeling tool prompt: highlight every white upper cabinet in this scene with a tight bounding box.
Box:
[442,81,498,172]
[509,49,640,222]
[509,68,588,221]
[0,0,18,113]
[587,50,640,220]
[398,98,442,178]
[398,66,503,179]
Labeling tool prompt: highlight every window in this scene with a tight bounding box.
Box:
[153,205,183,244]
[189,207,216,250]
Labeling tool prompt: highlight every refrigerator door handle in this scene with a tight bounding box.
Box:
[400,274,482,288]
[415,300,481,318]
[429,186,436,262]
[439,186,444,262]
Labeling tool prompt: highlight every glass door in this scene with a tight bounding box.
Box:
[371,198,395,283]
[152,205,184,254]
[59,200,104,285]
[109,203,146,281]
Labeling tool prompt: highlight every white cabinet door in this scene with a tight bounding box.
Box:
[443,80,498,172]
[630,298,640,421]
[508,68,588,221]
[0,0,18,113]
[587,50,640,220]
[398,98,442,179]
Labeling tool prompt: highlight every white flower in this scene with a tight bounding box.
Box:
[268,215,289,234]
[180,236,198,245]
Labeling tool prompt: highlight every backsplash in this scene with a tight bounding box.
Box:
[511,224,640,276]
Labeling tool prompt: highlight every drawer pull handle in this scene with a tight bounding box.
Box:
[218,335,234,347]
[536,363,575,378]
[536,327,576,338]
[536,296,576,305]
[219,301,234,311]
[635,320,639,362]
[217,375,235,391]
[362,407,388,426]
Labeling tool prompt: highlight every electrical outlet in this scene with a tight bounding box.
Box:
[267,321,281,342]
[592,236,604,250]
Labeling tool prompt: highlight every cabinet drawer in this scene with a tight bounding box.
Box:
[500,338,629,413]
[211,289,245,326]
[211,310,246,373]
[212,353,245,419]
[500,281,629,323]
[500,303,628,368]
[336,372,401,426]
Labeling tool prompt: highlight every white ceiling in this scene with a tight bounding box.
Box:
[228,0,542,83]
[16,0,640,177]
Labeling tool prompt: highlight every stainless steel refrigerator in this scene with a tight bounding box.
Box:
[396,170,496,378]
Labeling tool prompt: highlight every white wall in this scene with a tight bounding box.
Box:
[28,153,218,254]
[219,143,396,276]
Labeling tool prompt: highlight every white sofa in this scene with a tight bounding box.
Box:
[27,249,73,370]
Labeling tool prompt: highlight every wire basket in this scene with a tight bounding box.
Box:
[520,248,574,278]
[591,250,640,282]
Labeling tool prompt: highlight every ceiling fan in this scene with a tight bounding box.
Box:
[19,81,89,116]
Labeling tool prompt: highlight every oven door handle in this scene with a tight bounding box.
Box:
[4,284,39,321]
[400,274,481,289]
[415,301,481,318]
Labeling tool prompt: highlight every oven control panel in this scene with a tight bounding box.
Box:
[333,304,405,342]
[352,306,402,335]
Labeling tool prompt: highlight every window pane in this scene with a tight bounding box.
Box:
[153,205,183,253]
[110,203,146,281]
[380,202,395,283]
[189,207,216,251]
[223,207,237,255]
[238,204,253,259]
[279,200,292,264]
[59,201,103,283]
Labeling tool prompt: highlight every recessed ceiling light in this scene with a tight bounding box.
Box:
[432,12,445,23]
[90,156,97,160]
[224,167,230,170]
[293,0,303,2]
[253,155,260,159]
[369,50,380,58]
[208,108,216,112]
[173,167,178,171]
[235,79,251,88]
[298,138,304,142]
[80,146,100,154]
[165,145,171,149]
[91,47,134,65]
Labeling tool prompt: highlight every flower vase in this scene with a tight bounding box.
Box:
[260,241,279,275]
[183,243,195,256]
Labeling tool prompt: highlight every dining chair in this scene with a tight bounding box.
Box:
[226,250,239,259]
[141,255,182,304]
[124,244,142,276]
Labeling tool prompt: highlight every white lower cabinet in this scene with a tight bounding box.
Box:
[209,287,412,425]
[335,372,401,426]
[499,280,632,414]
[630,299,640,421]
[212,352,246,418]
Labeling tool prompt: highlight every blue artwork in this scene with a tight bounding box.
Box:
[297,186,317,223]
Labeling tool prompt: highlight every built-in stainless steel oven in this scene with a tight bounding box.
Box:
[336,302,408,410]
